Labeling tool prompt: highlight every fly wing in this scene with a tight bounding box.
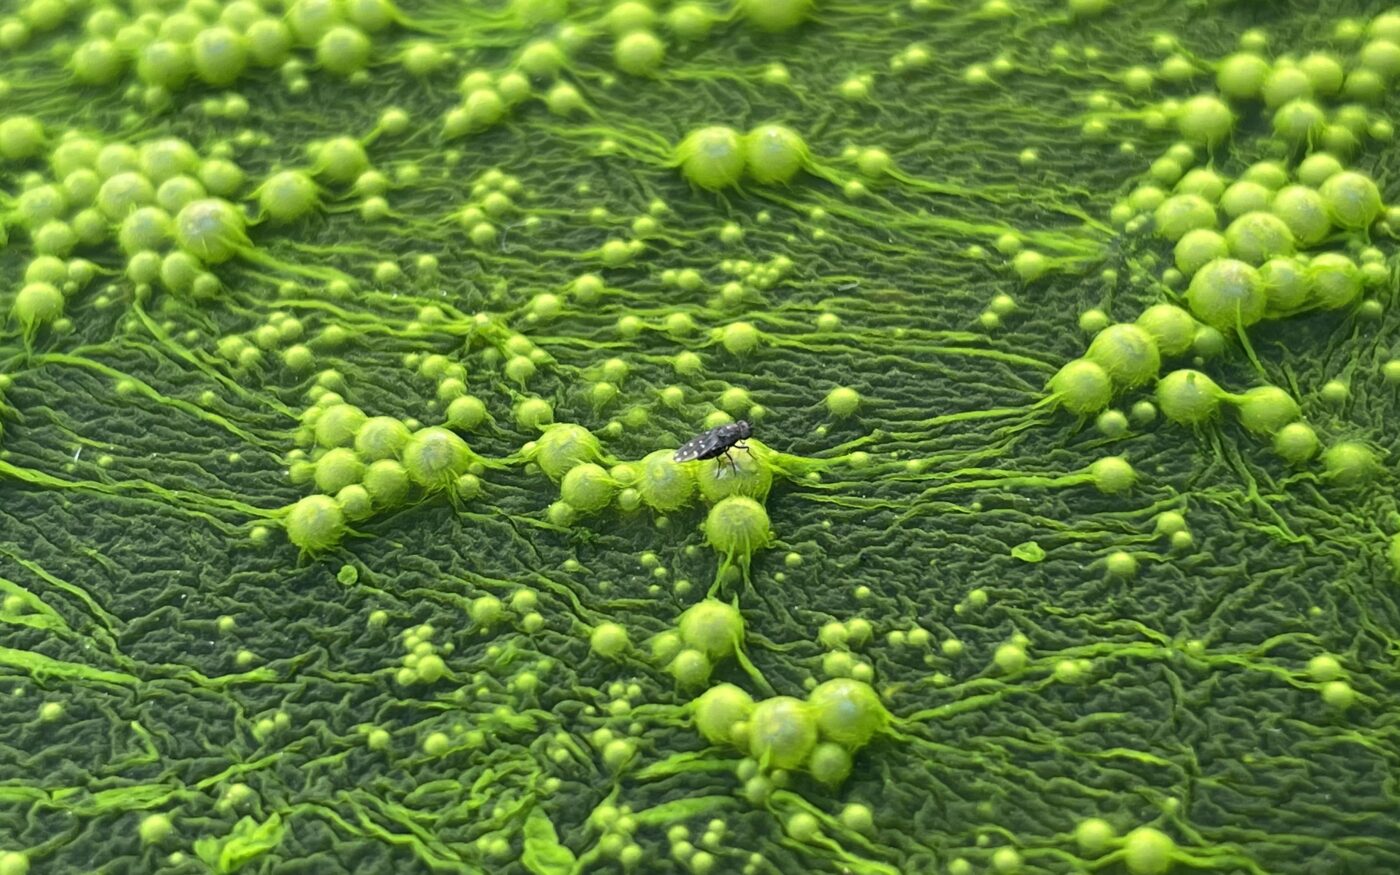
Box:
[673,436,706,462]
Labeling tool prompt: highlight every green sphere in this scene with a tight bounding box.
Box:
[748,696,818,770]
[1322,441,1378,487]
[693,683,754,746]
[1085,323,1161,388]
[1318,170,1383,229]
[1135,304,1196,357]
[0,115,45,160]
[354,416,411,462]
[13,281,64,329]
[560,462,617,512]
[318,25,371,75]
[1049,358,1113,415]
[614,30,665,75]
[590,622,630,659]
[533,423,603,481]
[1156,369,1224,426]
[704,496,771,559]
[1307,253,1362,310]
[1234,385,1299,434]
[403,427,473,490]
[1215,52,1270,98]
[1175,94,1234,144]
[1173,228,1229,276]
[826,386,861,418]
[676,126,745,191]
[285,494,347,552]
[1123,827,1175,875]
[743,124,808,185]
[679,599,744,660]
[807,678,887,750]
[139,813,173,845]
[669,648,712,687]
[1271,185,1331,246]
[315,446,364,493]
[445,395,488,431]
[315,137,370,183]
[1224,212,1294,264]
[1259,257,1310,313]
[175,198,247,264]
[192,26,249,86]
[1273,422,1319,465]
[1271,99,1326,142]
[259,170,320,222]
[807,741,853,786]
[1185,258,1266,331]
[1219,181,1273,218]
[1074,818,1116,856]
[637,449,696,511]
[1153,194,1217,241]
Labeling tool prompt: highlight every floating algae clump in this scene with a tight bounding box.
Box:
[704,496,772,562]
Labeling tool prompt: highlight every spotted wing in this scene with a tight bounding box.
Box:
[673,431,719,462]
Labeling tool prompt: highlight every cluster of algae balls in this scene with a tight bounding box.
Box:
[1044,15,1397,481]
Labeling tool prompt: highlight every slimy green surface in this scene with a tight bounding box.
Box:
[2,0,1400,872]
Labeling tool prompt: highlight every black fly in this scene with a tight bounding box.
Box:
[674,421,752,475]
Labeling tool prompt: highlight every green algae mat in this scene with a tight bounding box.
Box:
[3,0,1400,872]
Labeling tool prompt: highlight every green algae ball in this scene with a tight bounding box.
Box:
[1173,228,1228,276]
[1220,181,1273,218]
[0,115,45,160]
[1323,441,1378,487]
[13,281,64,329]
[446,395,488,431]
[590,622,630,659]
[1235,385,1299,434]
[1156,369,1223,426]
[826,386,861,418]
[1216,52,1270,98]
[139,813,173,845]
[1273,422,1319,465]
[740,0,812,31]
[1307,253,1362,310]
[315,447,364,493]
[285,494,346,552]
[743,124,808,185]
[807,678,887,749]
[73,38,124,84]
[679,599,744,660]
[118,207,172,254]
[669,648,712,687]
[1074,817,1116,856]
[1123,827,1175,875]
[637,449,696,511]
[1135,304,1196,357]
[175,198,247,264]
[676,126,745,191]
[403,427,472,489]
[515,397,554,430]
[1271,185,1331,246]
[534,423,603,481]
[192,26,249,86]
[259,170,320,222]
[354,416,411,462]
[1049,359,1112,415]
[807,741,853,786]
[704,496,771,559]
[1185,258,1265,331]
[317,25,371,75]
[0,852,28,875]
[1223,211,1294,265]
[1260,257,1310,313]
[1153,194,1216,241]
[1321,679,1355,709]
[748,696,818,770]
[1086,324,1161,388]
[1272,99,1325,142]
[1318,171,1383,230]
[336,484,373,520]
[561,462,617,512]
[315,137,369,183]
[1176,94,1234,144]
[1307,654,1343,682]
[614,30,665,75]
[721,321,760,355]
[1089,456,1136,494]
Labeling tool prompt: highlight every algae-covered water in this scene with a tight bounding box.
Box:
[2,0,1400,872]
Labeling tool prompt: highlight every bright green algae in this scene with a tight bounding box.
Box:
[2,0,1400,873]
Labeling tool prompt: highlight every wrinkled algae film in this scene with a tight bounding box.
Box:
[2,0,1400,872]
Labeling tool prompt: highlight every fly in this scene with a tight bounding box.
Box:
[673,421,752,475]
